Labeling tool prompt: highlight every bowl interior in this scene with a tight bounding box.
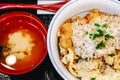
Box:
[0,12,47,75]
[47,0,120,80]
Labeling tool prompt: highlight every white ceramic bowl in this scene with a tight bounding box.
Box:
[47,0,120,80]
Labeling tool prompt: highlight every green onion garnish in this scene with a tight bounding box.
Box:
[103,23,108,28]
[97,29,104,37]
[94,23,100,27]
[89,32,102,40]
[89,34,93,39]
[89,34,94,39]
[96,41,106,49]
[105,34,114,40]
[93,33,99,40]
[91,78,96,80]
[85,31,88,35]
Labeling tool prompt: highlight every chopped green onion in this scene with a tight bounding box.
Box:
[89,34,94,39]
[89,33,97,40]
[105,34,114,40]
[97,29,104,37]
[91,78,96,80]
[94,23,100,27]
[103,23,108,28]
[89,29,105,40]
[85,31,88,35]
[96,41,106,49]
[89,33,103,40]
[93,33,99,40]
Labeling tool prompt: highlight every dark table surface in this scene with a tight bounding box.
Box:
[0,0,64,80]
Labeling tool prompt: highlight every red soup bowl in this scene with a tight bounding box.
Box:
[0,12,47,75]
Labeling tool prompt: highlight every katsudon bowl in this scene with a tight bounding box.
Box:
[0,12,47,75]
[47,0,120,80]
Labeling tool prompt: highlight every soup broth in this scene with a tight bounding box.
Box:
[0,16,46,70]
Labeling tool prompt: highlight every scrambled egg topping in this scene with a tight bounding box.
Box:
[57,9,120,80]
